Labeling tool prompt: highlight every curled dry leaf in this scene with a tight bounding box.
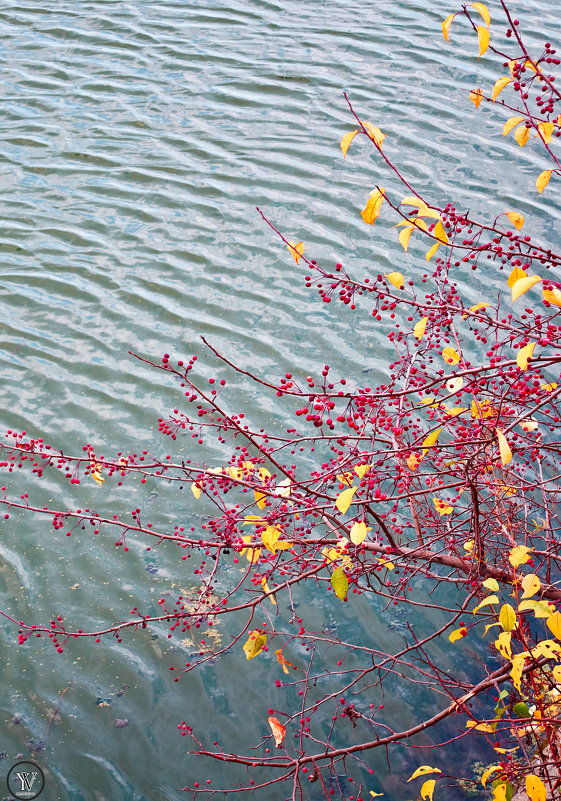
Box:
[268,716,286,747]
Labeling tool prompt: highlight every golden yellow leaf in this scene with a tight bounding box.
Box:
[481,766,502,789]
[483,578,499,591]
[91,470,105,485]
[261,525,281,552]
[261,579,277,605]
[536,121,555,144]
[505,210,524,230]
[362,122,386,147]
[510,654,524,693]
[434,220,449,244]
[473,595,499,614]
[503,115,525,136]
[442,13,454,42]
[536,169,552,194]
[462,302,490,319]
[495,428,512,465]
[420,779,436,801]
[516,342,535,371]
[495,631,512,659]
[255,489,267,510]
[361,188,385,225]
[492,783,508,801]
[511,275,541,301]
[507,266,527,287]
[422,428,443,451]
[469,88,483,107]
[541,382,558,391]
[268,716,286,747]
[464,540,474,552]
[433,497,453,516]
[449,627,467,643]
[526,774,546,801]
[499,603,516,632]
[531,639,561,659]
[547,611,561,640]
[340,129,358,157]
[425,241,440,262]
[414,316,428,340]
[407,766,442,782]
[335,486,357,514]
[353,464,369,479]
[492,76,511,101]
[514,124,530,146]
[466,720,494,732]
[471,399,496,418]
[240,535,262,563]
[349,521,369,546]
[543,287,561,306]
[369,793,384,798]
[407,453,423,471]
[521,573,540,599]
[399,225,415,252]
[471,2,490,25]
[400,195,427,210]
[191,482,202,499]
[287,241,305,264]
[442,347,460,365]
[477,25,489,58]
[386,271,404,289]
[509,545,531,568]
[243,630,267,660]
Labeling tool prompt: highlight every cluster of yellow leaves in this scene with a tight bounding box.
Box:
[395,196,449,261]
[443,3,490,57]
[340,121,385,158]
[406,766,442,801]
[90,460,105,485]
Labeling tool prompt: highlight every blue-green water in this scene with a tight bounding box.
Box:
[0,1,559,799]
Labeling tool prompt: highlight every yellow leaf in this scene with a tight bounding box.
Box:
[255,489,267,510]
[268,716,286,747]
[369,793,384,798]
[510,654,525,693]
[531,639,561,659]
[499,603,516,632]
[536,169,552,193]
[407,453,423,471]
[434,220,449,244]
[483,578,499,591]
[261,579,277,605]
[354,464,370,479]
[469,88,483,107]
[242,630,267,660]
[442,347,460,365]
[414,316,428,340]
[407,766,442,782]
[526,774,546,801]
[521,574,541,599]
[495,428,513,466]
[492,783,508,801]
[471,399,496,418]
[516,342,535,371]
[473,595,499,614]
[536,121,555,144]
[340,129,358,157]
[420,779,436,801]
[361,189,385,225]
[433,497,453,516]
[477,25,489,58]
[449,627,467,643]
[442,13,454,41]
[446,376,464,393]
[386,271,404,289]
[518,600,551,618]
[471,2,490,26]
[191,482,202,499]
[240,535,262,563]
[261,525,281,552]
[514,124,530,146]
[91,470,105,485]
[349,521,369,546]
[507,266,527,287]
[543,287,561,306]
[425,241,440,262]
[505,210,524,230]
[462,302,490,319]
[335,486,357,514]
[511,275,541,301]
[481,766,502,789]
[495,631,512,659]
[541,382,558,391]
[503,115,525,136]
[547,610,561,640]
[519,418,538,432]
[399,225,415,252]
[287,241,305,264]
[509,545,531,568]
[361,122,386,147]
[400,195,428,210]
[422,428,443,451]
[492,76,511,101]
[466,720,494,732]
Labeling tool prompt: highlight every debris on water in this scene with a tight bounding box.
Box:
[145,563,158,574]
[116,685,129,697]
[114,719,129,728]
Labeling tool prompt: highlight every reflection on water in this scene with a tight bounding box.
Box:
[0,0,559,798]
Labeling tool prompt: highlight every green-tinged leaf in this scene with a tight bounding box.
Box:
[512,702,531,719]
[331,566,348,600]
[242,630,267,660]
[349,521,369,546]
[518,600,552,619]
[499,604,516,632]
[483,578,499,592]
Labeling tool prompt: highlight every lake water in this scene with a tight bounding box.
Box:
[0,1,559,799]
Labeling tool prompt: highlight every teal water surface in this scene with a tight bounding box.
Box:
[0,1,560,799]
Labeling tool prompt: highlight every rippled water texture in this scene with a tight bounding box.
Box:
[0,1,560,798]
